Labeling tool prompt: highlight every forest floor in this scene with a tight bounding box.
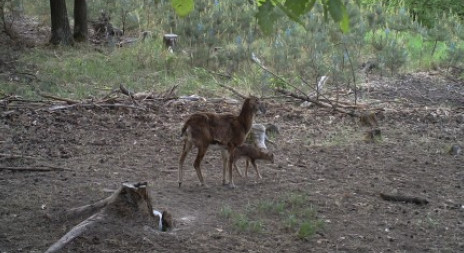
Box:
[1,68,464,252]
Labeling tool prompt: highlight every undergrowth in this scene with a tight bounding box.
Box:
[1,1,463,100]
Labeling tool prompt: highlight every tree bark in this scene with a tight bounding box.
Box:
[73,0,87,42]
[49,0,74,45]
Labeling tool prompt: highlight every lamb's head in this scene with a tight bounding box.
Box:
[268,152,275,164]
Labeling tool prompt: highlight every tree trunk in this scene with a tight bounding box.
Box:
[0,0,5,34]
[49,0,74,45]
[0,0,19,41]
[73,0,87,42]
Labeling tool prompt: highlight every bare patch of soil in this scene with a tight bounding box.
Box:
[1,73,463,252]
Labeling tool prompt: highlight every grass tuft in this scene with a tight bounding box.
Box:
[219,192,323,239]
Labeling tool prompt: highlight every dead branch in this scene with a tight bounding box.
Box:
[275,88,358,117]
[379,193,429,205]
[217,83,246,99]
[250,53,362,116]
[99,88,121,101]
[0,95,48,104]
[47,103,146,112]
[39,93,80,105]
[119,83,143,106]
[161,84,179,99]
[251,53,307,97]
[45,212,105,253]
[64,187,121,219]
[119,83,134,98]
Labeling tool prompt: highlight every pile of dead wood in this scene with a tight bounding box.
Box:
[16,83,179,112]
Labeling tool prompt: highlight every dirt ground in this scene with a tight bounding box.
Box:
[0,72,463,253]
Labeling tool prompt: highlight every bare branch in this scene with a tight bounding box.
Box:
[275,88,358,116]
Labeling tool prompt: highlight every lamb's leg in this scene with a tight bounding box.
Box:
[233,160,243,178]
[245,159,250,179]
[220,149,229,185]
[227,147,236,189]
[194,145,208,187]
[251,160,262,180]
[178,140,193,187]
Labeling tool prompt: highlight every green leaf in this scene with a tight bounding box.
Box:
[328,0,343,22]
[171,0,194,17]
[284,0,317,20]
[339,5,350,33]
[326,0,350,32]
[255,1,280,35]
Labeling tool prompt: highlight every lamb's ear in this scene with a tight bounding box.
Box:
[258,101,266,114]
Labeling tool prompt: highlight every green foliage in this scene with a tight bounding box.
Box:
[171,0,194,17]
[168,0,351,34]
[233,214,264,232]
[298,220,323,239]
[255,1,281,35]
[218,205,234,219]
[255,0,350,34]
[219,193,323,239]
[421,20,452,56]
[362,0,464,28]
[376,34,408,74]
[284,0,316,21]
[327,0,349,32]
[6,0,464,100]
[444,43,464,68]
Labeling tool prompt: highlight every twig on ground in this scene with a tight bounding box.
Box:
[0,153,41,160]
[0,165,71,172]
[379,193,429,205]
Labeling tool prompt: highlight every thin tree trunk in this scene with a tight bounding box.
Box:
[0,0,6,34]
[73,0,87,42]
[49,0,74,45]
[0,0,20,41]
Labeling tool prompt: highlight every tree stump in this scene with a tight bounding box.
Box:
[45,182,172,253]
[163,34,178,52]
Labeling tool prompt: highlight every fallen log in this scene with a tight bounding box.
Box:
[45,182,172,253]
